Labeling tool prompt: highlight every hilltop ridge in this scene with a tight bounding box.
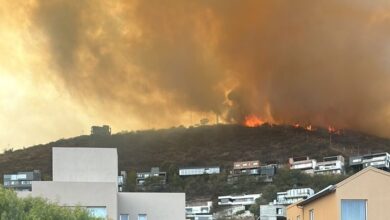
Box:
[1,124,390,181]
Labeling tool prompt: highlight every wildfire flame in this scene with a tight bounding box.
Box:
[328,125,341,134]
[306,124,313,131]
[244,115,264,127]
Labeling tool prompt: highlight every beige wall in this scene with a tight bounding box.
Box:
[118,192,186,220]
[30,181,118,220]
[336,169,390,220]
[53,147,118,183]
[286,203,303,220]
[286,168,390,220]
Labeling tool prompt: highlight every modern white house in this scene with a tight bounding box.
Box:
[218,194,261,206]
[349,152,390,172]
[314,155,345,175]
[17,147,185,220]
[179,167,220,176]
[259,204,286,220]
[273,188,314,206]
[288,156,317,174]
[185,201,213,220]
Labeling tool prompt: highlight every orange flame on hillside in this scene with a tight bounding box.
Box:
[243,115,264,127]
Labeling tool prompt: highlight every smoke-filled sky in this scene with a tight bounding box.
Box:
[2,0,390,149]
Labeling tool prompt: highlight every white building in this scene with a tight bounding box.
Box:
[218,194,261,206]
[179,167,220,176]
[17,147,185,220]
[259,204,286,220]
[273,188,314,206]
[350,152,390,171]
[288,156,316,174]
[314,155,345,175]
[185,201,213,220]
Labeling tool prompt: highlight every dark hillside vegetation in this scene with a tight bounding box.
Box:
[1,124,390,182]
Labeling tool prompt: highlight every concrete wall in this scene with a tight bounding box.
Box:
[53,147,118,183]
[118,192,185,220]
[31,181,118,220]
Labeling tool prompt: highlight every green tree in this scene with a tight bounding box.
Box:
[0,186,100,220]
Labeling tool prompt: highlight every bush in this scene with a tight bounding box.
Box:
[0,187,101,220]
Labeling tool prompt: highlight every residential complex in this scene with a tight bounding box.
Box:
[185,201,213,220]
[349,152,390,172]
[179,166,220,176]
[136,167,167,186]
[3,170,41,191]
[16,147,185,220]
[288,156,317,174]
[273,188,314,206]
[287,167,390,220]
[314,155,345,175]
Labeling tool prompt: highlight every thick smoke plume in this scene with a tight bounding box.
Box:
[30,0,390,136]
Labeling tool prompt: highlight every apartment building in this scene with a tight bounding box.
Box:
[3,170,41,191]
[273,188,314,206]
[136,167,167,186]
[314,155,345,175]
[185,201,213,220]
[288,157,317,174]
[260,204,286,220]
[286,167,390,220]
[17,147,185,220]
[349,152,390,172]
[179,166,220,176]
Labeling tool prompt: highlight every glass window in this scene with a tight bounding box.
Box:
[87,207,107,219]
[119,214,129,220]
[138,214,147,220]
[309,209,314,220]
[341,200,366,220]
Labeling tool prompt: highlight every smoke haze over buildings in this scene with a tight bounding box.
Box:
[2,0,390,148]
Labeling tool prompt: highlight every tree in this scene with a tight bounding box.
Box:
[0,186,101,220]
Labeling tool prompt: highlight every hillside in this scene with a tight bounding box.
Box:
[1,124,390,181]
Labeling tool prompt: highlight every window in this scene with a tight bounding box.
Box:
[119,214,129,220]
[341,200,366,220]
[276,208,283,215]
[309,209,314,220]
[138,214,147,220]
[86,207,107,219]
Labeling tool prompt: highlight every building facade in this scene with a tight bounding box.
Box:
[218,194,261,206]
[136,167,167,186]
[314,155,345,175]
[273,188,314,206]
[349,152,390,172]
[3,170,41,191]
[179,167,220,176]
[288,157,317,174]
[17,147,185,220]
[185,201,213,220]
[260,204,286,220]
[286,167,390,220]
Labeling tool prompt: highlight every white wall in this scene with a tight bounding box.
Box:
[118,192,185,220]
[53,147,118,183]
[30,181,118,220]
